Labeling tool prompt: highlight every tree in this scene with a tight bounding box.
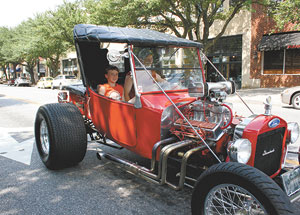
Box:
[0,27,23,79]
[32,0,88,77]
[268,0,300,30]
[85,0,259,52]
[13,19,41,84]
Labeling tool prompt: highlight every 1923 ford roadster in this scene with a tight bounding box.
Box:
[34,24,300,214]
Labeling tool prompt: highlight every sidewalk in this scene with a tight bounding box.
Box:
[227,87,287,106]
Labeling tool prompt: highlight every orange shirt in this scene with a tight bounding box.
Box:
[98,83,123,99]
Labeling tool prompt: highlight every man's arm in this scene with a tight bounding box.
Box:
[124,74,133,102]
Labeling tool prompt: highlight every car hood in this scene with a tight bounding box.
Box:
[282,86,300,94]
[140,90,194,112]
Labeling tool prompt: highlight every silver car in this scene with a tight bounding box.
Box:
[14,77,31,87]
[51,75,79,90]
[281,86,300,109]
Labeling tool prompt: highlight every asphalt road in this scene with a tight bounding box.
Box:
[0,84,299,214]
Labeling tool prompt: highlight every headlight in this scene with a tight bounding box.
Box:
[286,122,300,144]
[227,139,252,164]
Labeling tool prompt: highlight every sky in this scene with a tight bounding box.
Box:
[0,0,67,27]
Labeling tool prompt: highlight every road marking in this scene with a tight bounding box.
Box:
[0,127,34,165]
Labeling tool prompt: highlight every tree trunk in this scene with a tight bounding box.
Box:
[3,64,8,80]
[27,66,36,85]
[12,63,17,79]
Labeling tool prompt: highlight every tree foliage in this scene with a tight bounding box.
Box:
[268,0,300,30]
[0,0,87,81]
[85,0,256,51]
[0,0,297,82]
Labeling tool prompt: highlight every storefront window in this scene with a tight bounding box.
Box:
[62,58,78,75]
[206,35,242,88]
[263,49,300,75]
[263,50,284,74]
[285,49,300,74]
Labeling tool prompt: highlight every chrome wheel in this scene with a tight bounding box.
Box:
[40,119,50,155]
[292,93,300,109]
[204,184,266,215]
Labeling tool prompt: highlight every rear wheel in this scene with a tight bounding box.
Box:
[191,162,294,215]
[292,93,300,109]
[34,103,87,169]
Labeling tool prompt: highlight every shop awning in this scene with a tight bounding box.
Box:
[258,32,300,51]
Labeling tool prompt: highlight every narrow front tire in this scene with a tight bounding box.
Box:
[191,162,294,215]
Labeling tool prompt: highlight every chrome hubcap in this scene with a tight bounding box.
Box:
[40,119,50,155]
[294,95,300,108]
[204,184,266,215]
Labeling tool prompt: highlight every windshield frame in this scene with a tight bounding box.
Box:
[130,46,206,95]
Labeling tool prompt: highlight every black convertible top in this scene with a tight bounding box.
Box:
[74,24,202,48]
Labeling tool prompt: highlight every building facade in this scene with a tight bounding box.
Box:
[207,0,300,88]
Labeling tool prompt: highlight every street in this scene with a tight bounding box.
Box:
[0,84,299,214]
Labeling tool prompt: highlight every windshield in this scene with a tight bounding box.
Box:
[132,47,203,93]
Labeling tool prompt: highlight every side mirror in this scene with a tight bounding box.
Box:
[188,82,208,98]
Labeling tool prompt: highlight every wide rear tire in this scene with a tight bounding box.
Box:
[34,103,87,170]
[191,162,294,215]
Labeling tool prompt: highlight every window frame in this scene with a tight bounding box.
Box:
[261,49,300,76]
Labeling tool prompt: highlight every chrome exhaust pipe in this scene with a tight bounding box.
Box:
[166,142,215,190]
[97,151,160,184]
[150,136,178,171]
[160,139,194,184]
[97,139,195,186]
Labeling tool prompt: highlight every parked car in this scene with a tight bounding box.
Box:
[7,79,15,86]
[34,25,300,214]
[51,75,78,90]
[281,86,300,109]
[36,77,53,89]
[14,77,31,87]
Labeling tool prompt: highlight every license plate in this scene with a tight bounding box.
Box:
[281,166,300,196]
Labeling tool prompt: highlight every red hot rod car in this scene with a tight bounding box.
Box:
[34,24,300,214]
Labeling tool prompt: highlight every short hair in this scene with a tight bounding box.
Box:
[105,65,119,74]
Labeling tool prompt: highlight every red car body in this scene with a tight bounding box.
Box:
[36,25,300,214]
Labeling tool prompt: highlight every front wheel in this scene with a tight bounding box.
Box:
[34,103,87,169]
[292,93,300,109]
[298,147,300,164]
[191,162,294,215]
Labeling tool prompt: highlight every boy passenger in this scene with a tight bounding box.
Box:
[98,65,124,100]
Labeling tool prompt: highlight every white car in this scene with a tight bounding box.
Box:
[51,75,79,90]
[281,86,300,109]
[14,77,31,87]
